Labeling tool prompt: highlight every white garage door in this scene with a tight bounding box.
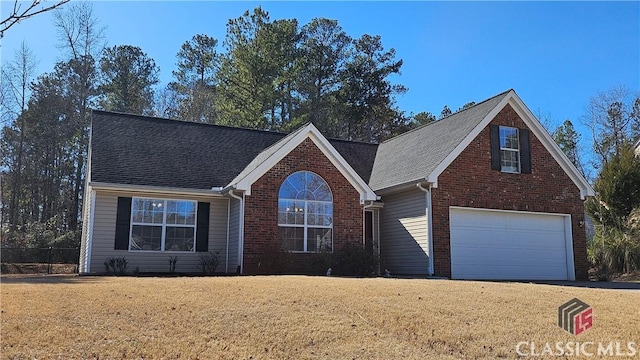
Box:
[450,207,574,280]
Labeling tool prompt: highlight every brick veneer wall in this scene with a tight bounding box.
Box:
[431,104,589,280]
[243,138,363,274]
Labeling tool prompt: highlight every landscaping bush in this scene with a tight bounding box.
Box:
[198,250,220,275]
[104,257,128,275]
[334,241,379,277]
[256,242,291,274]
[168,256,179,273]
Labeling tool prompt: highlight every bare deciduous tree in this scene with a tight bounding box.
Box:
[1,0,70,38]
[583,86,640,167]
[53,1,104,231]
[0,43,38,231]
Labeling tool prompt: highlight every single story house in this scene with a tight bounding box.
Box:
[79,89,595,280]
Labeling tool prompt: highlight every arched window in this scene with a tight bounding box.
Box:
[278,171,333,252]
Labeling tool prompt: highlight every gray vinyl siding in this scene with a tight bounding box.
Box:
[87,191,229,273]
[227,198,240,273]
[79,187,93,273]
[379,188,429,275]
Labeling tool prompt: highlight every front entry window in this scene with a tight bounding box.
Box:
[278,171,333,252]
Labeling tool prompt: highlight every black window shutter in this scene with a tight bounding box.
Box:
[519,128,532,174]
[490,125,501,171]
[114,197,132,250]
[196,202,210,252]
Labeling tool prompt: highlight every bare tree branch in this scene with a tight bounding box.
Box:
[1,0,71,39]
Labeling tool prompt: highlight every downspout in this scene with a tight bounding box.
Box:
[228,189,244,274]
[225,198,230,273]
[416,182,435,276]
[86,189,96,273]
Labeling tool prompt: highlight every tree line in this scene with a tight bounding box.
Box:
[1,3,638,277]
[0,3,443,248]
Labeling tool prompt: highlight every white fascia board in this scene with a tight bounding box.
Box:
[506,96,595,199]
[234,123,378,202]
[234,124,314,194]
[426,90,514,187]
[426,90,595,199]
[89,182,226,197]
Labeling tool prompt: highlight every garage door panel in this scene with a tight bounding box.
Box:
[452,237,566,253]
[450,207,571,280]
[451,228,566,250]
[452,264,568,280]
[453,248,566,263]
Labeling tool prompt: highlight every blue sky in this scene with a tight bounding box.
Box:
[2,1,639,141]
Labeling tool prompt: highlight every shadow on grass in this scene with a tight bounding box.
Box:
[0,274,108,285]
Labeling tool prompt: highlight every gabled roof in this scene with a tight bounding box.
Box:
[369,90,511,191]
[369,89,595,199]
[90,89,595,200]
[90,111,377,191]
[230,122,378,201]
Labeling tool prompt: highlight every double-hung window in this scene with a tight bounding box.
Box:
[129,198,197,252]
[499,126,520,173]
[278,171,333,253]
[490,124,531,174]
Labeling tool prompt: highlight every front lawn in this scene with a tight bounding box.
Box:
[1,275,638,359]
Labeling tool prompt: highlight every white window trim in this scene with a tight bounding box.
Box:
[278,171,334,253]
[128,197,197,253]
[278,200,333,253]
[500,126,521,174]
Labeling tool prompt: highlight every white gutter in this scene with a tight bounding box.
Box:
[416,182,435,276]
[228,189,244,274]
[90,182,225,197]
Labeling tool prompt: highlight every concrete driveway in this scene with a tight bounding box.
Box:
[529,280,640,290]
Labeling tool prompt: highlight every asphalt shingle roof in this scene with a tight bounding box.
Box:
[90,90,510,192]
[90,111,378,189]
[368,90,511,191]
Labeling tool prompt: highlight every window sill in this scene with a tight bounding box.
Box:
[128,250,196,253]
[286,250,334,254]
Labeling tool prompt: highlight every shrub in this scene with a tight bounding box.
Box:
[104,257,128,275]
[310,243,333,275]
[588,206,640,276]
[198,250,220,275]
[256,242,291,274]
[168,256,179,273]
[334,241,379,277]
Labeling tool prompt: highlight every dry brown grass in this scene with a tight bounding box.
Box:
[1,275,639,359]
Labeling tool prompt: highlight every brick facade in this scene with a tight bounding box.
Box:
[243,138,364,274]
[431,104,589,280]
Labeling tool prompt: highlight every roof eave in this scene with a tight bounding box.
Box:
[230,123,378,202]
[89,182,226,197]
[423,90,595,200]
